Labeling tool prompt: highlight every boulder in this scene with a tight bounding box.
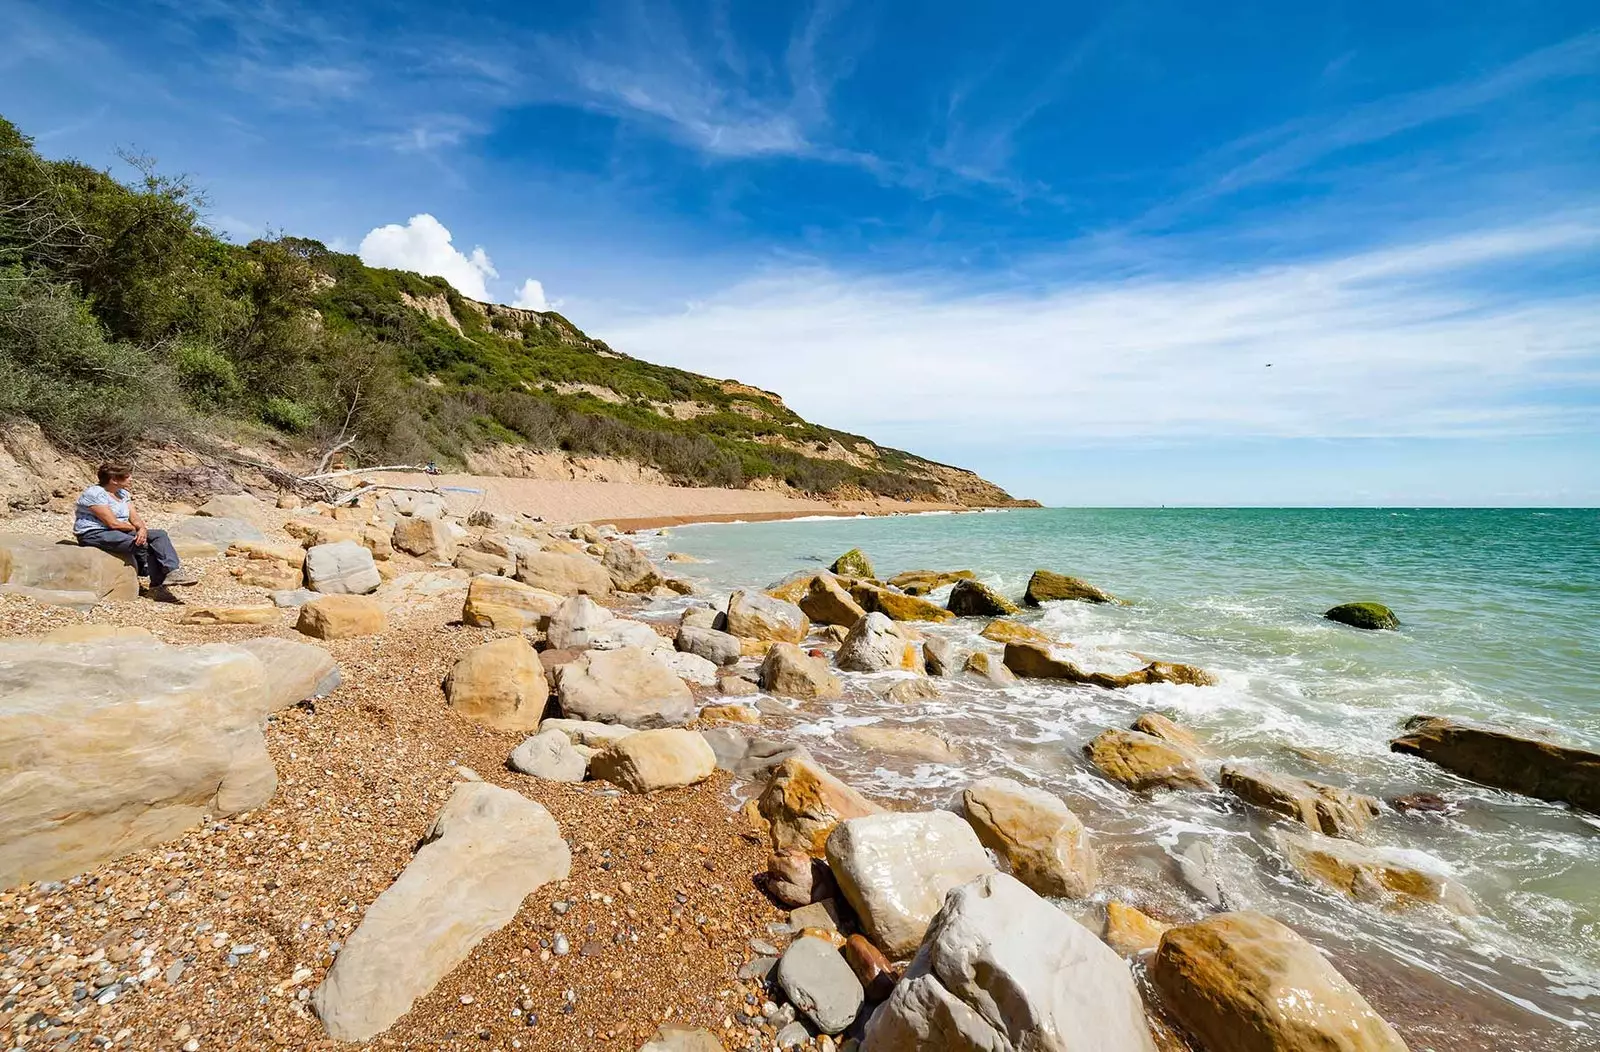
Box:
[508,728,588,781]
[285,519,359,547]
[443,636,548,732]
[360,524,395,560]
[765,570,825,604]
[230,539,307,566]
[699,703,759,725]
[961,777,1099,898]
[540,718,637,748]
[269,588,318,607]
[850,583,955,623]
[719,673,759,697]
[979,619,1053,646]
[825,811,996,959]
[296,594,387,639]
[1274,829,1474,914]
[844,933,897,1002]
[946,579,1019,617]
[453,548,512,575]
[555,647,696,727]
[727,589,810,643]
[0,639,276,888]
[680,604,726,631]
[461,575,564,632]
[963,651,1017,683]
[1131,712,1201,755]
[590,728,716,793]
[545,594,615,648]
[180,605,280,625]
[0,534,137,601]
[831,548,876,579]
[1024,570,1116,605]
[515,550,612,596]
[760,756,883,856]
[1004,643,1216,688]
[1219,765,1379,839]
[778,935,865,1035]
[1324,602,1399,630]
[310,783,570,1041]
[36,624,153,643]
[922,638,952,676]
[761,642,844,700]
[861,873,1157,1052]
[1085,730,1215,792]
[846,726,958,763]
[1390,715,1600,813]
[392,516,458,560]
[700,729,805,780]
[602,539,662,592]
[196,493,271,523]
[234,637,341,710]
[837,612,923,673]
[168,515,266,551]
[883,678,941,704]
[800,575,868,627]
[675,624,741,666]
[640,1026,724,1052]
[1101,901,1169,956]
[886,569,974,596]
[1148,911,1408,1052]
[304,540,381,595]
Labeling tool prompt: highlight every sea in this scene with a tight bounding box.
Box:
[637,507,1600,1052]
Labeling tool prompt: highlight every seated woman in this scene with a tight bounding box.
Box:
[74,462,198,590]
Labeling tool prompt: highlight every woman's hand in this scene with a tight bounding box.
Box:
[135,527,148,546]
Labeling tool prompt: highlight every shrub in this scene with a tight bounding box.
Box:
[170,337,240,408]
[262,396,314,433]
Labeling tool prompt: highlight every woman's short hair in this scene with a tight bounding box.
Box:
[97,462,132,486]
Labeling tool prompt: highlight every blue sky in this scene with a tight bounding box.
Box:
[4,0,1598,505]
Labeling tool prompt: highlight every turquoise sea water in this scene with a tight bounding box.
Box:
[640,507,1600,1051]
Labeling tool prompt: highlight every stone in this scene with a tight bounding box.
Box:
[1085,730,1215,792]
[921,638,952,676]
[196,493,271,523]
[801,575,869,627]
[276,492,301,509]
[850,584,955,623]
[979,619,1053,646]
[296,594,387,639]
[763,850,837,908]
[886,569,974,596]
[234,637,341,710]
[1274,830,1474,914]
[590,728,716,793]
[778,935,865,1035]
[680,604,726,631]
[171,514,266,550]
[844,933,897,1001]
[540,718,638,748]
[285,519,359,547]
[676,624,742,666]
[392,516,457,561]
[946,579,1019,617]
[180,606,279,625]
[235,559,302,590]
[509,728,589,781]
[1023,570,1117,605]
[836,613,923,673]
[727,589,810,643]
[1148,911,1408,1052]
[0,639,276,888]
[1102,901,1169,956]
[545,594,615,648]
[311,783,570,1041]
[1391,715,1600,814]
[461,575,564,631]
[1324,602,1399,630]
[601,539,662,592]
[719,673,760,697]
[1220,765,1379,839]
[881,678,940,704]
[831,548,876,579]
[444,636,548,732]
[515,550,612,596]
[304,541,381,594]
[761,642,844,700]
[656,649,718,686]
[846,726,957,763]
[1004,643,1216,688]
[360,524,394,560]
[663,551,702,563]
[555,647,696,727]
[962,651,1017,683]
[861,873,1157,1052]
[760,756,883,856]
[36,624,153,643]
[700,703,760,724]
[765,569,825,603]
[1131,712,1201,755]
[962,777,1099,898]
[639,1025,723,1052]
[453,548,511,575]
[269,588,318,607]
[825,811,996,959]
[0,534,137,601]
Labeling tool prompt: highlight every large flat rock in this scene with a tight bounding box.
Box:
[0,534,137,601]
[1391,715,1600,814]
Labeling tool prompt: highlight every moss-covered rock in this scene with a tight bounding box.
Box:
[830,548,876,580]
[886,569,974,596]
[1024,570,1116,605]
[1324,602,1399,630]
[849,583,954,623]
[946,579,1020,617]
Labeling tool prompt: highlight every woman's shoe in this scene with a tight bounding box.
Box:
[161,568,201,587]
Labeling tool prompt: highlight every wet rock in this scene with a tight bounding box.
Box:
[508,728,588,782]
[830,548,876,580]
[1274,830,1475,914]
[699,729,803,780]
[843,933,897,1002]
[801,574,869,627]
[921,638,952,676]
[311,783,570,1041]
[760,756,883,856]
[845,726,957,763]
[296,594,387,639]
[1389,792,1451,813]
[836,612,923,673]
[962,650,1017,683]
[1005,643,1216,688]
[761,643,844,700]
[1324,602,1399,630]
[1131,711,1202,755]
[1390,715,1600,814]
[862,873,1157,1052]
[699,702,760,724]
[978,619,1054,646]
[1085,729,1215,792]
[675,624,742,666]
[886,569,974,596]
[727,590,811,643]
[825,811,996,958]
[1149,911,1408,1052]
[460,575,564,632]
[304,540,381,595]
[961,777,1099,898]
[765,570,825,604]
[1101,901,1169,956]
[945,579,1019,617]
[881,678,940,704]
[514,551,613,596]
[1023,570,1117,605]
[590,728,716,793]
[778,935,864,1034]
[555,647,696,727]
[850,584,955,623]
[1219,765,1379,839]
[443,636,548,732]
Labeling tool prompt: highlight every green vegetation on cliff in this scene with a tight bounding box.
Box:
[0,115,1023,504]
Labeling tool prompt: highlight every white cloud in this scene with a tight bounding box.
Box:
[597,216,1600,445]
[358,214,498,300]
[511,278,549,311]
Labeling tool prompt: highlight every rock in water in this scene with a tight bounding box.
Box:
[1023,569,1117,605]
[1323,602,1400,630]
[1101,901,1170,956]
[601,539,662,592]
[946,579,1019,617]
[304,540,381,594]
[1273,830,1475,914]
[0,639,275,888]
[761,643,844,700]
[778,935,865,1034]
[887,569,974,595]
[295,594,387,639]
[836,613,923,673]
[1005,643,1215,688]
[922,638,952,676]
[1085,729,1215,792]
[460,575,564,631]
[963,651,1017,683]
[589,728,716,793]
[554,647,696,727]
[1149,911,1409,1052]
[850,584,956,623]
[1219,766,1379,839]
[961,777,1099,898]
[759,756,883,856]
[862,872,1157,1052]
[831,547,876,579]
[800,575,869,627]
[727,589,811,643]
[443,636,548,732]
[846,726,957,763]
[825,811,996,959]
[1390,715,1600,814]
[311,783,570,1041]
[509,728,588,781]
[1131,711,1202,755]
